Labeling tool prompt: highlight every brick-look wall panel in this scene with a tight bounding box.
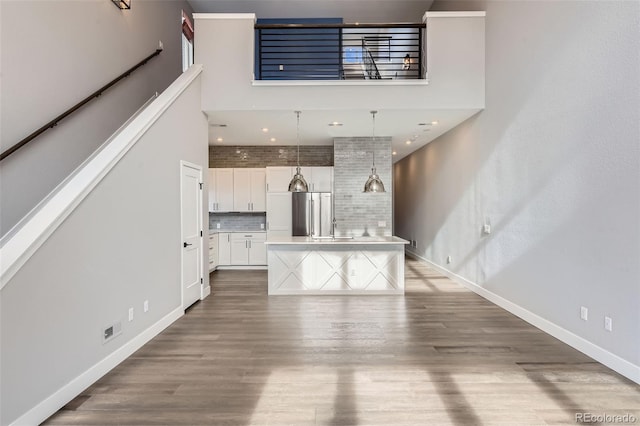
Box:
[210,145,333,168]
[333,137,392,237]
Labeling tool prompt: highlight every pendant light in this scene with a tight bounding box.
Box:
[363,110,386,193]
[288,111,309,192]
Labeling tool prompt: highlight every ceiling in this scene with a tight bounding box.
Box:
[189,0,470,163]
[187,0,435,22]
[206,109,480,162]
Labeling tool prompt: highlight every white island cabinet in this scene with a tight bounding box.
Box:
[265,236,409,295]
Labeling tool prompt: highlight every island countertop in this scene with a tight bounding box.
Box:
[265,236,409,245]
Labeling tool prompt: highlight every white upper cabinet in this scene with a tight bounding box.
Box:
[233,168,266,212]
[209,168,234,212]
[298,166,333,192]
[310,166,333,192]
[266,167,293,192]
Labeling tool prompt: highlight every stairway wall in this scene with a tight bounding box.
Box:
[0,0,193,236]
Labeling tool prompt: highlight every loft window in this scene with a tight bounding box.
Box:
[182,11,194,72]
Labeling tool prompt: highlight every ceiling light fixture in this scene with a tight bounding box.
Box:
[392,151,397,156]
[431,120,439,125]
[405,140,412,145]
[216,137,223,142]
[288,111,309,192]
[328,122,343,127]
[112,0,131,10]
[262,127,269,133]
[364,110,386,193]
[270,137,276,142]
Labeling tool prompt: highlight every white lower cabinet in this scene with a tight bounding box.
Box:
[208,233,219,271]
[217,232,266,266]
[218,233,231,266]
[230,235,249,265]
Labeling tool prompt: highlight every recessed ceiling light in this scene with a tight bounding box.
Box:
[216,137,223,142]
[262,127,269,133]
[392,151,397,156]
[328,122,343,127]
[270,137,276,142]
[431,120,439,125]
[210,123,227,127]
[405,140,412,145]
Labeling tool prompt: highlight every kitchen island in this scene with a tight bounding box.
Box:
[265,236,409,295]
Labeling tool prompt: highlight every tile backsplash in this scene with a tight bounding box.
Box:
[209,212,266,231]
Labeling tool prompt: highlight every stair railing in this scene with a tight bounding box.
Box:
[362,40,382,80]
[0,48,163,162]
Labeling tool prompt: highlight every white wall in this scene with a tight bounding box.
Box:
[194,13,484,113]
[0,0,193,235]
[395,0,640,376]
[0,72,209,426]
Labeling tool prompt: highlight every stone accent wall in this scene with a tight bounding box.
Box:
[210,145,333,168]
[333,137,392,237]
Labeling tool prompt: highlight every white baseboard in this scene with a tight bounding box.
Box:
[216,265,267,270]
[10,307,184,426]
[202,285,211,299]
[405,250,640,384]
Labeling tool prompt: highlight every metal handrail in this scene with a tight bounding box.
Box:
[255,23,426,29]
[0,48,163,162]
[255,22,425,81]
[363,46,382,79]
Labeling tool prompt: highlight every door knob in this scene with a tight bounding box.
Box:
[183,242,192,248]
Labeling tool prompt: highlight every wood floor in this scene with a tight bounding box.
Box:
[45,258,640,425]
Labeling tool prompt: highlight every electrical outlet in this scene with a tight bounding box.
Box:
[446,255,452,264]
[158,40,163,50]
[378,221,386,227]
[604,316,613,331]
[580,306,588,321]
[483,223,491,234]
[216,223,221,229]
[128,308,134,322]
[144,300,149,313]
[279,64,284,71]
[260,223,265,229]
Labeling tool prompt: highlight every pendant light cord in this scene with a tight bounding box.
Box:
[371,110,377,169]
[295,111,301,167]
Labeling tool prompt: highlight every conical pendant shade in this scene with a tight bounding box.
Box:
[289,166,309,192]
[364,111,386,193]
[289,111,309,192]
[364,167,386,193]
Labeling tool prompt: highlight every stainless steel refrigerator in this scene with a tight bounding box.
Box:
[292,192,333,237]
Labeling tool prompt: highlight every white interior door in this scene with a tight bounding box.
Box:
[181,161,203,310]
